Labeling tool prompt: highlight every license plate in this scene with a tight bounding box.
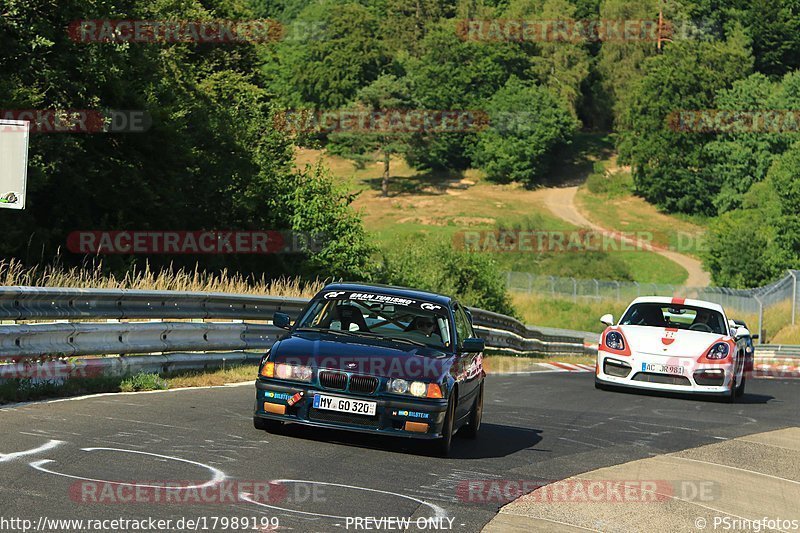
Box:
[313,394,377,416]
[642,362,685,375]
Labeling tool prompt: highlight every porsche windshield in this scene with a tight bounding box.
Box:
[620,303,727,335]
[296,296,452,349]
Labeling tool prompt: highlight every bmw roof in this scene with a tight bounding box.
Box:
[321,282,454,307]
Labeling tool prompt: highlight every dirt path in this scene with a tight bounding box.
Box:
[543,186,712,287]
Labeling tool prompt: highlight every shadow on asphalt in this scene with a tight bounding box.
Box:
[263,422,543,459]
[599,385,775,405]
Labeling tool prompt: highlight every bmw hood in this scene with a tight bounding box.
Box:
[270,331,452,380]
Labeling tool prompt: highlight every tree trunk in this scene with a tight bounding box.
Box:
[381,151,390,197]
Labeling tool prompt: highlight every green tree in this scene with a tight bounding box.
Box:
[402,21,533,170]
[263,1,390,109]
[327,75,414,196]
[473,78,577,186]
[504,0,592,117]
[618,27,752,215]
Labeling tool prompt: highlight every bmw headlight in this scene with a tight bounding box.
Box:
[605,331,625,351]
[409,381,427,397]
[706,342,729,360]
[274,363,313,382]
[389,378,409,394]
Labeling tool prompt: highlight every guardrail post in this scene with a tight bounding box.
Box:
[791,270,797,325]
[755,295,764,344]
[572,278,577,302]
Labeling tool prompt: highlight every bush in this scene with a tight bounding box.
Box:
[120,372,168,393]
[290,163,375,281]
[375,236,517,317]
[585,167,632,198]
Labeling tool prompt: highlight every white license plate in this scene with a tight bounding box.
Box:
[313,394,376,416]
[642,362,685,375]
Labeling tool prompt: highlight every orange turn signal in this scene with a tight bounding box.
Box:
[260,362,275,378]
[404,421,429,433]
[426,383,443,398]
[263,402,286,415]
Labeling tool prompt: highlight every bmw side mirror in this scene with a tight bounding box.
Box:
[600,313,614,327]
[273,312,291,330]
[461,338,485,353]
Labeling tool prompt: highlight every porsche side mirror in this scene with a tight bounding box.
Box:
[273,312,291,330]
[600,313,614,327]
[734,326,750,339]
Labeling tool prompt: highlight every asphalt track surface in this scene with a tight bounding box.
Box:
[1,372,798,532]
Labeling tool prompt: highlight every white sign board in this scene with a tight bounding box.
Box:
[0,119,30,210]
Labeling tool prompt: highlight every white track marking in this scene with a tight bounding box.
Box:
[30,447,226,489]
[240,479,447,520]
[0,440,63,463]
[661,456,800,485]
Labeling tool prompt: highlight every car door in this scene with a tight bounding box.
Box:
[453,303,481,419]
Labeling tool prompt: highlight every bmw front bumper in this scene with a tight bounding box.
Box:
[254,379,449,439]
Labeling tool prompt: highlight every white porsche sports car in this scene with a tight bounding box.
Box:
[594,296,749,402]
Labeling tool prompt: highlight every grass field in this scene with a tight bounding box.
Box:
[576,160,709,259]
[298,146,689,285]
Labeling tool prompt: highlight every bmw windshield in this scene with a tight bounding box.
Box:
[296,292,452,350]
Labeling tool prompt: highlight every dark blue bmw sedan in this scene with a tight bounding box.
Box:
[253,283,485,455]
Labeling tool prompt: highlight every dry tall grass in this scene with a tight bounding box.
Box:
[0,259,324,298]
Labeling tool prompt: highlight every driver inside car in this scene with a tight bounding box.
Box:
[408,316,438,338]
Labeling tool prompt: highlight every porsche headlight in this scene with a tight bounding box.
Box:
[605,331,625,351]
[706,342,729,360]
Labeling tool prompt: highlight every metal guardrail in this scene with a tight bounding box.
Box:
[0,287,593,368]
[0,322,284,359]
[0,287,307,321]
[754,345,800,359]
[1,287,797,384]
